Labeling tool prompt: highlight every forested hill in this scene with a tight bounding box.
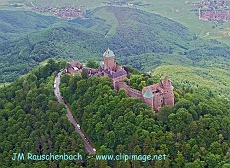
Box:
[0,59,230,167]
[59,70,230,167]
[0,60,87,167]
[0,6,230,84]
[0,10,59,42]
[83,6,192,55]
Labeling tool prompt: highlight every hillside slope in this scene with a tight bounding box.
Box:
[1,0,229,45]
[0,10,59,42]
[151,65,230,98]
[0,60,86,167]
[89,6,193,56]
[0,6,229,84]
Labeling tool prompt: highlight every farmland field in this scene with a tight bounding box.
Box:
[137,0,230,46]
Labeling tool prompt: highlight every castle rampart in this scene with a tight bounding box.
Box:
[116,82,142,99]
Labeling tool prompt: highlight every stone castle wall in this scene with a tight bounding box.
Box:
[112,75,127,89]
[153,93,164,111]
[116,82,142,99]
[163,91,174,106]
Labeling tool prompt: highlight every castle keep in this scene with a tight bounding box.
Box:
[99,48,174,113]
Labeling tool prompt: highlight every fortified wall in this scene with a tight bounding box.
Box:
[116,82,142,99]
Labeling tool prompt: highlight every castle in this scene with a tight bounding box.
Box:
[99,48,174,113]
[66,48,174,113]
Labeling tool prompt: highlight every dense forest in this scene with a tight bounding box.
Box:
[0,60,87,168]
[0,58,229,167]
[0,7,229,84]
[0,10,59,43]
[59,72,230,167]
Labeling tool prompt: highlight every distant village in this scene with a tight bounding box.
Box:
[25,4,86,19]
[22,1,147,19]
[185,0,230,22]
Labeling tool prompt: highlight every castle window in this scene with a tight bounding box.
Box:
[161,100,162,102]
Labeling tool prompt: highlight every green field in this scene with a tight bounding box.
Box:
[93,7,118,36]
[151,65,230,98]
[135,0,230,46]
[0,0,104,8]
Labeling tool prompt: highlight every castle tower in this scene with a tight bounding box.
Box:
[162,77,174,106]
[103,48,116,71]
[143,88,154,113]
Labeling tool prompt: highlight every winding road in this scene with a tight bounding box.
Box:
[54,70,96,154]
